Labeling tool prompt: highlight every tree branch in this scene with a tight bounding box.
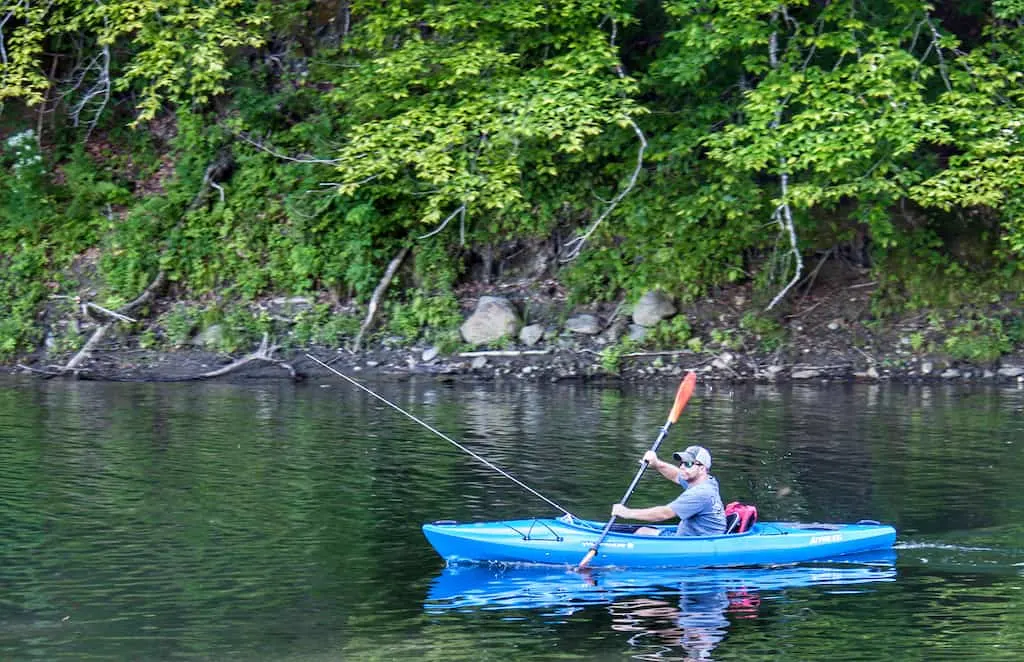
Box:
[418,204,466,240]
[764,23,803,312]
[58,272,166,376]
[188,334,296,380]
[352,246,410,352]
[236,132,341,165]
[562,117,647,262]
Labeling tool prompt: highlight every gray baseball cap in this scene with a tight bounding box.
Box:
[673,445,712,469]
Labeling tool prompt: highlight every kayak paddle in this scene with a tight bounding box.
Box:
[577,371,697,569]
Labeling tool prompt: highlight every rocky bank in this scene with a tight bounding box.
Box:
[7,270,1024,385]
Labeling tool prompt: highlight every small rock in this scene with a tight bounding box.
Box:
[565,314,602,335]
[941,369,961,379]
[627,324,647,342]
[762,365,785,380]
[366,360,379,367]
[471,356,488,370]
[792,369,823,380]
[827,319,842,331]
[519,324,545,346]
[422,345,440,362]
[598,318,628,344]
[712,353,734,370]
[921,361,934,375]
[998,367,1024,378]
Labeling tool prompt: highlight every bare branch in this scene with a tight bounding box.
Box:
[237,132,341,165]
[352,246,410,352]
[418,204,466,240]
[68,43,111,138]
[58,271,166,376]
[562,117,647,262]
[766,174,804,311]
[764,22,803,312]
[85,302,136,323]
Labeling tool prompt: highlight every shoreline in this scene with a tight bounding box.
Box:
[9,343,1024,385]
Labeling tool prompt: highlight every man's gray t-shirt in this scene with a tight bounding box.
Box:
[668,475,726,536]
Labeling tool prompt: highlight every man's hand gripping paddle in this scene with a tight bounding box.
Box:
[576,371,697,570]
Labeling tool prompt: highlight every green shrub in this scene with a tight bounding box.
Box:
[645,316,693,350]
[943,316,1011,363]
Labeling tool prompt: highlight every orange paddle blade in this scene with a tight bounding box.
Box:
[668,371,697,424]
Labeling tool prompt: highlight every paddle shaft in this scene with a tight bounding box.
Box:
[580,422,673,561]
[305,353,574,517]
[578,372,696,568]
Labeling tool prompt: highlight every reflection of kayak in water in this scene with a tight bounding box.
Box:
[425,550,897,612]
[422,517,897,567]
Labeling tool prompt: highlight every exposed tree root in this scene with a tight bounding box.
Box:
[185,334,297,381]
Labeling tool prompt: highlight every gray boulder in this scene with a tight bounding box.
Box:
[460,296,521,345]
[632,290,677,327]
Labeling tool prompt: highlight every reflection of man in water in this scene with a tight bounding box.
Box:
[608,589,732,661]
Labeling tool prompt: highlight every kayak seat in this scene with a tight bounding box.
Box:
[724,502,758,534]
[608,523,643,534]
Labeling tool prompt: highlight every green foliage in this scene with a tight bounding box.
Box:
[599,338,640,375]
[325,0,643,246]
[5,0,1024,364]
[161,304,201,348]
[909,332,926,353]
[387,293,463,343]
[644,316,693,350]
[1,1,273,123]
[709,328,741,351]
[290,306,361,348]
[740,313,786,352]
[0,131,53,355]
[943,316,1012,363]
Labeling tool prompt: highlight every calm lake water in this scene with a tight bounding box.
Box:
[1,374,1022,661]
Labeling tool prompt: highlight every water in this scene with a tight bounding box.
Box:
[1,376,1022,660]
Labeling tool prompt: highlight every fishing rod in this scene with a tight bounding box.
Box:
[305,353,574,517]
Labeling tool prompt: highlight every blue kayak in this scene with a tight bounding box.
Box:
[422,516,897,568]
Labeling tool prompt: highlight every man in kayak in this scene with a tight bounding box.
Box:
[611,445,726,536]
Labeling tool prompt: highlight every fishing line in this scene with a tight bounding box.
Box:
[306,353,574,517]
